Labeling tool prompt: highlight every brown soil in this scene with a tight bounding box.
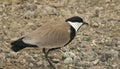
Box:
[0,0,120,69]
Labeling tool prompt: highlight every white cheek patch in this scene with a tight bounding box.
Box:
[67,21,83,32]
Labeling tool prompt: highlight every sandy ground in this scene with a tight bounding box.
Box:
[0,0,120,69]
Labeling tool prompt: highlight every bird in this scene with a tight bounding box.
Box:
[11,16,88,69]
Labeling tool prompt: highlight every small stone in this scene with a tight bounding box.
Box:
[104,37,112,46]
[95,7,103,10]
[42,6,57,15]
[9,52,17,58]
[29,63,34,67]
[77,61,92,67]
[11,37,19,41]
[28,22,34,25]
[100,53,112,62]
[82,36,91,41]
[19,59,27,65]
[104,37,117,46]
[36,61,42,66]
[105,0,111,2]
[6,58,11,62]
[25,4,37,11]
[64,57,73,63]
[62,47,70,52]
[117,40,120,45]
[34,54,38,58]
[92,22,99,28]
[92,59,99,65]
[52,58,60,63]
[63,52,75,58]
[69,52,75,58]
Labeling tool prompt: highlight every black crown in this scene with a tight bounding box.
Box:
[66,16,83,23]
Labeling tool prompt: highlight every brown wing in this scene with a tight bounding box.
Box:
[23,20,71,48]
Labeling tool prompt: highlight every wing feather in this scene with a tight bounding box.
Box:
[23,19,71,48]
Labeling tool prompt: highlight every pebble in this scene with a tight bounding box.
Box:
[34,54,38,58]
[29,63,34,67]
[77,61,92,66]
[64,57,73,63]
[82,36,91,41]
[62,51,76,64]
[92,59,99,65]
[104,37,117,46]
[105,0,111,2]
[20,59,26,64]
[100,53,111,62]
[117,40,120,45]
[63,52,75,58]
[52,58,60,63]
[25,4,37,11]
[62,46,70,52]
[43,6,57,15]
[104,37,113,46]
[36,61,42,66]
[11,37,19,41]
[92,22,99,28]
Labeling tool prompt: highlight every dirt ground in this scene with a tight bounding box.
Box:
[0,0,120,69]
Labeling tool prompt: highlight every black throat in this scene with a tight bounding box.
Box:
[65,26,76,46]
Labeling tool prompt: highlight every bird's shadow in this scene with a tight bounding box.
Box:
[11,38,38,52]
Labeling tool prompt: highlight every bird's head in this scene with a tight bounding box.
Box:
[66,16,88,32]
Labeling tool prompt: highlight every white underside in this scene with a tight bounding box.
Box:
[67,21,83,32]
[22,37,36,45]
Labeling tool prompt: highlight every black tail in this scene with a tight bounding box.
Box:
[11,38,38,52]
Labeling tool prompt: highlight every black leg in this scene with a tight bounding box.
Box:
[46,47,61,55]
[43,48,46,55]
[42,48,56,69]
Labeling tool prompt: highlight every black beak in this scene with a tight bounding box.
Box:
[83,22,89,25]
